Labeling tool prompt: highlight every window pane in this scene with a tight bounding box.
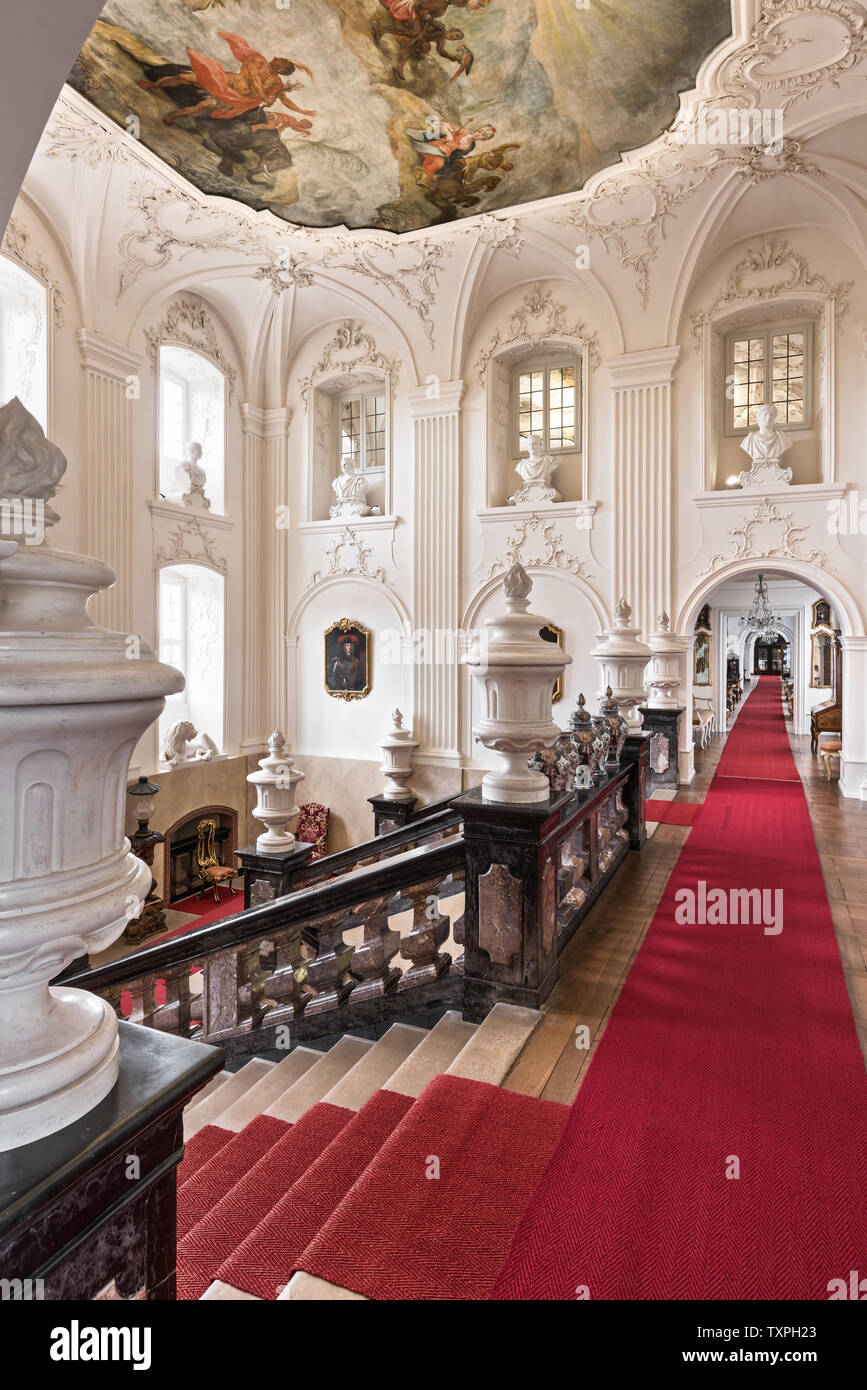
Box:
[340,397,362,465]
[733,406,749,429]
[160,378,185,459]
[732,339,749,362]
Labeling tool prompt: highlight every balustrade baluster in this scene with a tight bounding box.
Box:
[152,962,195,1037]
[395,878,452,990]
[348,895,401,1000]
[202,941,268,1041]
[304,910,357,1014]
[259,927,311,1021]
[125,975,157,1028]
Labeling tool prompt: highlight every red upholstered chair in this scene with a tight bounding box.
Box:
[296,802,330,860]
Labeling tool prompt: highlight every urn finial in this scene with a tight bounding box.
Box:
[504,561,532,601]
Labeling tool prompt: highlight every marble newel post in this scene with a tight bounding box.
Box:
[0,399,184,1152]
[592,598,652,735]
[368,710,420,835]
[463,563,570,802]
[236,731,313,909]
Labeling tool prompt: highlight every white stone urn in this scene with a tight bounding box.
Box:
[592,598,651,735]
[463,563,571,803]
[379,709,419,801]
[0,399,184,1151]
[645,611,684,709]
[248,730,305,854]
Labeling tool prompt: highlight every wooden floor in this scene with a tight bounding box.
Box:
[503,710,867,1104]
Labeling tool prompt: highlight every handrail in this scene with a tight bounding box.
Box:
[295,805,462,886]
[66,832,465,993]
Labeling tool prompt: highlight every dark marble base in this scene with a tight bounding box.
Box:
[0,1023,222,1300]
[368,794,418,837]
[235,841,315,909]
[638,707,685,793]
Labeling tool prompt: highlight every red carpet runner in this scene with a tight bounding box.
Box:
[492,677,867,1300]
[645,800,701,826]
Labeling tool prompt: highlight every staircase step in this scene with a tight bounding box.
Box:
[291,1074,569,1302]
[192,1071,228,1105]
[445,1003,541,1086]
[178,1114,290,1240]
[383,1011,477,1097]
[184,1059,276,1139]
[321,1024,427,1112]
[279,1272,366,1301]
[263,1036,374,1124]
[216,1048,321,1132]
[213,1089,415,1300]
[201,1281,262,1301]
[177,1124,232,1189]
[178,1102,353,1300]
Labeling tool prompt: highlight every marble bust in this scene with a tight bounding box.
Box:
[330,454,372,518]
[508,433,561,505]
[182,441,211,511]
[738,404,792,490]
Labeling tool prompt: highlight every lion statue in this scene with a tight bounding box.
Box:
[161,720,198,766]
[161,721,218,765]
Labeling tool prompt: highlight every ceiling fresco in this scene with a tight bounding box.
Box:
[70,0,733,234]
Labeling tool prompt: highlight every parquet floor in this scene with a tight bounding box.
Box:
[503,711,867,1103]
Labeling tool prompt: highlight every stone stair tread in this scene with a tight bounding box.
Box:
[321,1024,427,1112]
[216,1048,321,1132]
[263,1037,374,1124]
[383,1011,477,1098]
[445,1002,541,1086]
[192,1071,228,1106]
[279,1272,367,1301]
[201,1280,263,1301]
[184,1059,276,1140]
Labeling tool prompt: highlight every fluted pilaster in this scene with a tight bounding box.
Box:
[409,382,463,763]
[77,330,142,633]
[608,348,679,639]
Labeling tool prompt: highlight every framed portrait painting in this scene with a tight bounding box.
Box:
[324,620,371,700]
[694,631,711,686]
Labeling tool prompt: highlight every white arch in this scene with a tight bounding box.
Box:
[288,573,412,638]
[462,566,612,634]
[676,558,864,639]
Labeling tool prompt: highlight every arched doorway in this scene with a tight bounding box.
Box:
[675,560,865,800]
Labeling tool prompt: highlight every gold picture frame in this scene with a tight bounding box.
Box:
[324,619,371,701]
[694,631,711,686]
[539,623,564,703]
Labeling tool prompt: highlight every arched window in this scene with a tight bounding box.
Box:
[158,346,225,513]
[158,564,225,753]
[0,256,48,429]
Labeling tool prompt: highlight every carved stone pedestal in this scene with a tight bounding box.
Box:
[235,841,315,910]
[0,1023,221,1300]
[638,706,685,793]
[455,786,572,1018]
[368,794,418,837]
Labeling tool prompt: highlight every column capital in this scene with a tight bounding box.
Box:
[408,379,464,417]
[607,346,680,390]
[76,328,142,381]
[240,403,292,440]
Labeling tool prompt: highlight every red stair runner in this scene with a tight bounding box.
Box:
[295,1075,569,1300]
[177,1124,231,1189]
[491,677,867,1300]
[178,1115,289,1240]
[177,1102,352,1300]
[217,1088,415,1299]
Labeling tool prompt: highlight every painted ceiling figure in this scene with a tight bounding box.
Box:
[139,30,316,134]
[373,0,490,82]
[411,119,497,176]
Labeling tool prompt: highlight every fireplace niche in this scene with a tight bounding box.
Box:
[164,805,238,905]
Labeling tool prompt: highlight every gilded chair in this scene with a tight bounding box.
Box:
[195,818,237,903]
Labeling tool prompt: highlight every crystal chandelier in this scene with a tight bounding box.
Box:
[739,572,784,643]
